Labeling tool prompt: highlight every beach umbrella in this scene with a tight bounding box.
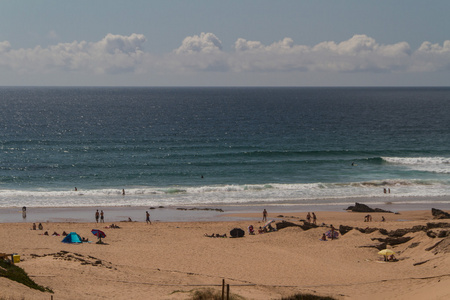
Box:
[263,219,275,229]
[378,249,395,256]
[325,230,339,239]
[91,229,106,243]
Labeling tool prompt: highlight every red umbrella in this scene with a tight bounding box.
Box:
[91,229,106,243]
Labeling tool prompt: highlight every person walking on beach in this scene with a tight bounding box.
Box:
[262,209,268,222]
[100,210,104,223]
[146,211,151,224]
[95,210,100,223]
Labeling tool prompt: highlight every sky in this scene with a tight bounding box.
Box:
[0,0,449,87]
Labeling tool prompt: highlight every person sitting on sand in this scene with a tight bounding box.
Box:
[320,233,327,241]
[32,223,36,230]
[62,231,68,236]
[52,232,60,236]
[248,225,255,235]
[388,254,397,262]
[258,226,264,234]
[38,223,43,230]
[44,231,49,236]
[381,216,386,222]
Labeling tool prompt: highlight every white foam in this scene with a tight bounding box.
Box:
[382,156,450,174]
[0,178,449,208]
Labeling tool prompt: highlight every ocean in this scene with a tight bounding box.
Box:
[0,87,449,211]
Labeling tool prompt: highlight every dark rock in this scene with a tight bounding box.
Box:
[408,242,420,249]
[426,222,450,229]
[339,225,354,235]
[427,230,437,238]
[371,236,412,246]
[413,260,430,266]
[437,230,450,238]
[388,228,412,237]
[412,225,427,232]
[345,202,393,213]
[431,208,450,219]
[379,229,388,235]
[299,222,318,230]
[425,240,444,251]
[276,221,301,230]
[364,228,379,234]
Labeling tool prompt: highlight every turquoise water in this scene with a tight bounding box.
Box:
[0,87,449,208]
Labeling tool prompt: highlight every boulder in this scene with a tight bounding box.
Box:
[431,208,450,219]
[345,202,393,213]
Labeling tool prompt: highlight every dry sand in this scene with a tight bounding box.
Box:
[1,210,450,300]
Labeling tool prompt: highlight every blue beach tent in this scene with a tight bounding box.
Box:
[61,232,83,243]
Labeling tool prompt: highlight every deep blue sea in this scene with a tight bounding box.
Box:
[0,87,449,209]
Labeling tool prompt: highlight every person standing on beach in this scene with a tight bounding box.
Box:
[95,210,99,223]
[262,209,268,222]
[146,211,151,224]
[312,212,317,225]
[306,212,311,223]
[100,210,104,223]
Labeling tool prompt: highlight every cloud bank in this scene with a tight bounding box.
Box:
[0,32,449,77]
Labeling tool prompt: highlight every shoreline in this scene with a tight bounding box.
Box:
[1,197,450,224]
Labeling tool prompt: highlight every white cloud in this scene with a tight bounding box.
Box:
[0,32,449,79]
[0,33,147,74]
[174,32,222,54]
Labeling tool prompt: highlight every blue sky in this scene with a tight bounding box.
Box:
[0,1,449,86]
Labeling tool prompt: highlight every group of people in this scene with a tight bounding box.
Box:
[95,210,105,223]
[306,212,317,225]
[94,210,152,224]
[364,215,386,222]
[32,223,44,230]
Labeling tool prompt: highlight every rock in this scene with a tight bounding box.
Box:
[345,202,393,213]
[299,222,318,230]
[339,225,354,235]
[427,230,437,238]
[426,222,450,229]
[431,208,450,219]
[371,236,412,246]
[437,230,450,238]
[388,228,412,237]
[276,221,301,230]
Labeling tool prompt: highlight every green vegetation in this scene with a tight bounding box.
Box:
[191,288,245,300]
[0,260,53,293]
[281,293,336,300]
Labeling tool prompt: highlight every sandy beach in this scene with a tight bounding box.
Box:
[1,209,450,300]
